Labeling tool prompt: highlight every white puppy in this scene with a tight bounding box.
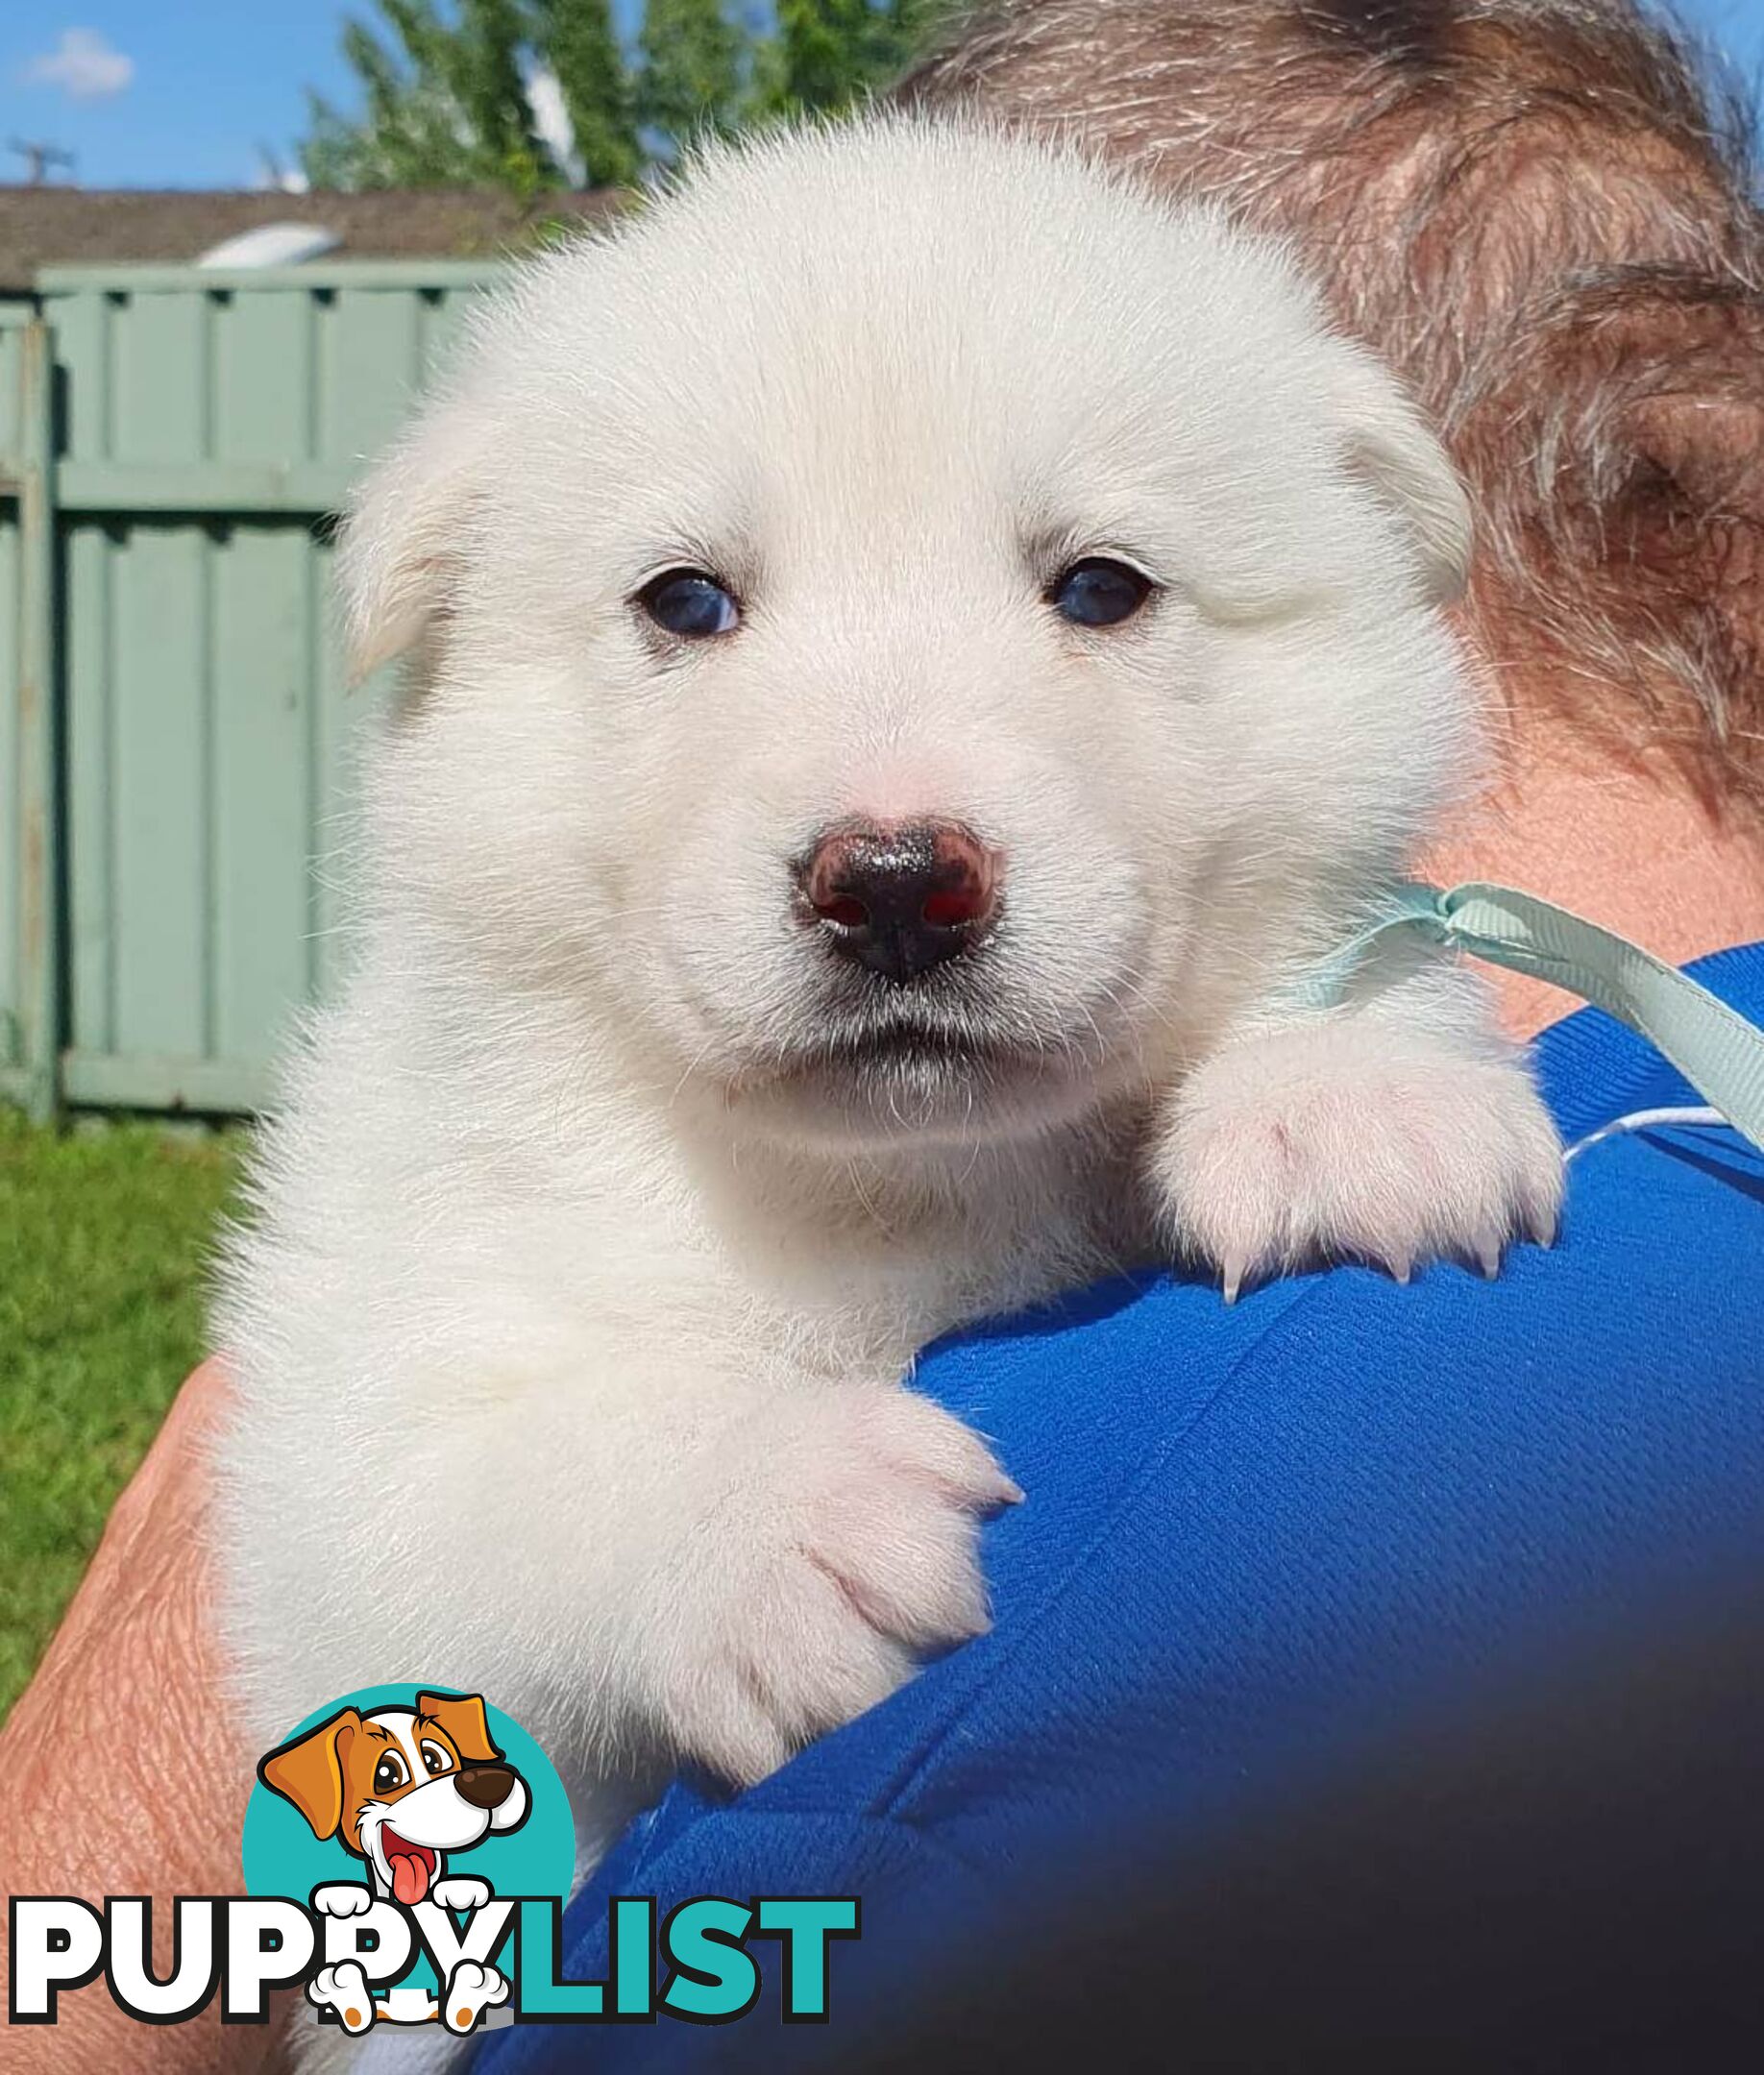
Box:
[217,114,1562,1900]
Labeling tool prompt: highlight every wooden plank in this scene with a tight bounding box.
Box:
[47,287,111,464]
[213,290,315,466]
[110,525,208,1060]
[211,525,315,1061]
[40,261,501,295]
[60,1047,269,1114]
[112,290,208,465]
[63,522,117,1061]
[0,311,25,476]
[317,286,424,468]
[57,459,359,514]
[0,425,18,1068]
[14,318,61,1121]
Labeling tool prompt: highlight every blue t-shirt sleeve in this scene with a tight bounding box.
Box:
[479,959,1764,2074]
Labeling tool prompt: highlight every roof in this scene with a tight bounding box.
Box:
[0,185,623,293]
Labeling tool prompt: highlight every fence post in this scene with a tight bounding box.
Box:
[15,316,61,1126]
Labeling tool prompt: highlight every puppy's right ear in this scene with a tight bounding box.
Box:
[1329,345,1474,607]
[337,390,490,684]
[257,1707,362,1842]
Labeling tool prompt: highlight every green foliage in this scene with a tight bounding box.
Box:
[301,0,941,192]
[0,1112,240,1718]
[304,0,556,191]
[635,0,750,151]
[769,0,871,111]
[535,0,643,189]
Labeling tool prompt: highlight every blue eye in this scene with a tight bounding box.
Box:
[1048,557,1155,628]
[638,569,740,639]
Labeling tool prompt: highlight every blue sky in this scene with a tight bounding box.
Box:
[0,0,1760,190]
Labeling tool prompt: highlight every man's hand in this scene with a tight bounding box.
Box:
[0,1361,275,2074]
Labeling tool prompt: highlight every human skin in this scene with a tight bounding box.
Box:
[1422,683,1764,1038]
[0,1359,279,2074]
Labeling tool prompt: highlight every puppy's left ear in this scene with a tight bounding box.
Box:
[257,1707,362,1841]
[337,388,491,684]
[417,1690,502,1765]
[1331,347,1473,606]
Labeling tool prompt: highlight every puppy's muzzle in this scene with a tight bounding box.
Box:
[798,818,999,983]
[454,1764,518,1811]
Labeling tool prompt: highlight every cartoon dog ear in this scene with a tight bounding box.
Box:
[257,1708,362,1841]
[416,1691,502,1765]
[336,385,493,685]
[1331,345,1473,606]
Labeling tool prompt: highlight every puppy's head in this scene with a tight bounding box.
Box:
[257,1692,527,1904]
[345,115,1475,1153]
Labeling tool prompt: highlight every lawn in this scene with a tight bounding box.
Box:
[0,1110,241,1719]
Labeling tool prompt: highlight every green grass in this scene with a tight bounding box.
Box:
[0,1110,241,1719]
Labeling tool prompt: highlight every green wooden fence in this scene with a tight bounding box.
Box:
[0,261,498,1120]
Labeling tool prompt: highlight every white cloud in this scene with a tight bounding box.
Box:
[25,27,135,101]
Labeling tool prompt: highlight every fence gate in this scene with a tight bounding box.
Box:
[0,261,495,1120]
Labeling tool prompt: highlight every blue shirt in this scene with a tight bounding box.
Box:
[479,943,1764,2073]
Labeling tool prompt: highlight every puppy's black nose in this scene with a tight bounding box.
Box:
[799,819,999,982]
[454,1764,516,1811]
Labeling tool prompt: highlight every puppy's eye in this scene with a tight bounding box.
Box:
[372,1753,408,1794]
[637,569,740,640]
[1048,557,1155,628]
[420,1740,453,1777]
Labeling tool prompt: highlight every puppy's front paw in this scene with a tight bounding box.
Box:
[443,1960,509,2034]
[308,1961,375,2033]
[430,1875,492,1912]
[1155,1021,1563,1298]
[649,1389,1019,1788]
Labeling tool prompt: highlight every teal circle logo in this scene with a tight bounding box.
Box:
[240,1676,568,1900]
[242,1684,574,2029]
[242,1683,573,1905]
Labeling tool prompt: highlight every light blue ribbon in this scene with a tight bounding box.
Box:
[1299,881,1764,1156]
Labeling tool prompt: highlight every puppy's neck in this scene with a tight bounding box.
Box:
[401,952,1145,1326]
[677,1097,1147,1326]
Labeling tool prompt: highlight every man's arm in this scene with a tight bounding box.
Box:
[0,1361,273,2074]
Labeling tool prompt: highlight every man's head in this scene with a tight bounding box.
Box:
[902,0,1764,812]
[342,116,1475,1153]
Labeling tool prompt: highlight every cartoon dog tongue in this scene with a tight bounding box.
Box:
[389,1848,430,1905]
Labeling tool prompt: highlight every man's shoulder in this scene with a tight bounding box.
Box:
[480,954,1764,2073]
[625,1104,1764,1839]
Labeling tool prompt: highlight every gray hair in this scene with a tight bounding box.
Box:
[899,0,1764,803]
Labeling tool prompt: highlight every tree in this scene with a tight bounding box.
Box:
[635,0,750,154]
[766,0,933,114]
[303,0,554,192]
[300,0,943,193]
[531,0,642,187]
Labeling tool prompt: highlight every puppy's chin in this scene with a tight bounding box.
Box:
[720,1026,1126,1155]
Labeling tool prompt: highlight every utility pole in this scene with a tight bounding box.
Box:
[8,139,77,185]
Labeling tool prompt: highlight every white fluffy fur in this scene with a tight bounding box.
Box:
[216,113,1562,1969]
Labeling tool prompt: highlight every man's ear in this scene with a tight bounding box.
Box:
[416,1691,502,1765]
[257,1708,362,1841]
[337,388,491,684]
[1332,346,1474,606]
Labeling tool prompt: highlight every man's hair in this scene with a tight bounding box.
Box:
[900,0,1764,805]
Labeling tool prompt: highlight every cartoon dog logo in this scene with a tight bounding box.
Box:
[258,1689,529,2033]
